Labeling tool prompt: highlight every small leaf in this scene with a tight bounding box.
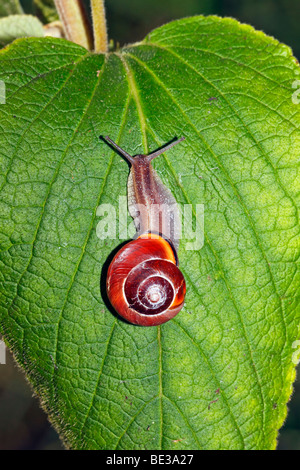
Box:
[0,14,44,45]
[0,16,299,450]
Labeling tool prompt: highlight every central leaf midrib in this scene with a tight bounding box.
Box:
[117,53,165,450]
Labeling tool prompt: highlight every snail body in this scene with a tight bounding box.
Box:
[105,137,186,326]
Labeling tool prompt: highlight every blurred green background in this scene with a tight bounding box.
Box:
[0,0,299,450]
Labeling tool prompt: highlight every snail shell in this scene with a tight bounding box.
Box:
[106,233,186,326]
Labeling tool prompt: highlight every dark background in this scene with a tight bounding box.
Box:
[0,0,299,450]
[105,0,300,60]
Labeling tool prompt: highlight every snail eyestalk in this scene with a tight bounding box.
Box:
[104,136,185,164]
[104,136,135,164]
[146,137,185,161]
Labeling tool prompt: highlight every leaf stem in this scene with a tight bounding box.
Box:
[91,0,108,53]
[54,0,92,50]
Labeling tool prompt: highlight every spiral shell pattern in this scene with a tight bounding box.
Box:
[106,234,186,326]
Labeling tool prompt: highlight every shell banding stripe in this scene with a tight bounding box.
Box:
[106,234,186,326]
[125,260,177,315]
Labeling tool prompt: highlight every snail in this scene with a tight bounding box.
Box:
[104,136,186,326]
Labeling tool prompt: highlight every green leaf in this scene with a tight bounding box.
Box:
[0,15,299,450]
[0,0,23,18]
[0,14,44,46]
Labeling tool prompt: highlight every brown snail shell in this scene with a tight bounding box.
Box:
[106,234,186,326]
